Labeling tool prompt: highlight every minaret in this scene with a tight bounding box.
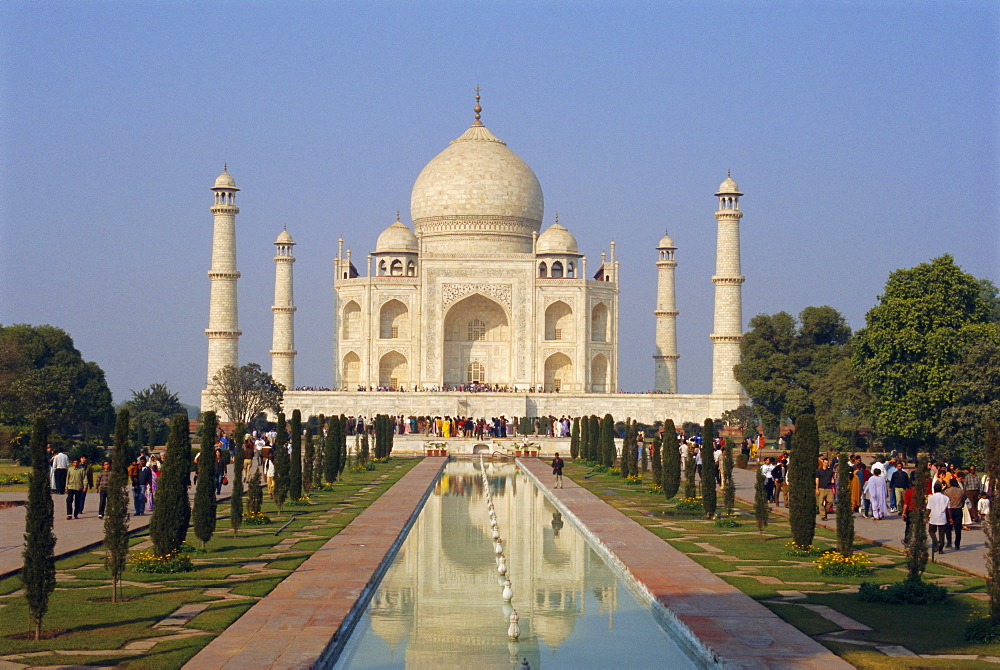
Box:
[270,227,296,391]
[653,232,679,393]
[710,172,745,395]
[205,166,241,391]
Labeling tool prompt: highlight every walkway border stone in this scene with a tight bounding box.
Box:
[517,458,852,669]
[185,457,447,670]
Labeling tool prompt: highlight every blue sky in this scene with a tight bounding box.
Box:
[2,1,997,405]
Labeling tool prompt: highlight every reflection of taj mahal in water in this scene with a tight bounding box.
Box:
[344,461,625,667]
[201,93,747,423]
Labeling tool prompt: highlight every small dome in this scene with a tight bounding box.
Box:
[657,232,675,249]
[275,229,294,244]
[213,169,238,190]
[536,222,579,255]
[375,219,418,254]
[715,175,742,196]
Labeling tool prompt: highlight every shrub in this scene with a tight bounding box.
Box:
[0,473,27,486]
[815,551,872,577]
[129,548,193,574]
[675,497,703,513]
[785,541,824,557]
[858,578,947,605]
[242,511,271,526]
[714,516,741,528]
[964,617,1000,643]
[754,465,769,534]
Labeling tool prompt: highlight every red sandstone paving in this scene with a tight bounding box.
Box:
[184,457,447,670]
[517,458,852,669]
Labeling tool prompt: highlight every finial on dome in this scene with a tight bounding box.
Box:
[396,210,400,221]
[224,162,228,173]
[728,168,731,178]
[474,86,482,124]
[554,212,559,225]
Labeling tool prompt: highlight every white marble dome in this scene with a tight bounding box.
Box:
[657,232,675,249]
[375,218,418,253]
[536,222,579,255]
[275,229,294,244]
[213,169,237,190]
[716,175,741,195]
[410,120,543,254]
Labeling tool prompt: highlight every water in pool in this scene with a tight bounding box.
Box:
[335,460,701,669]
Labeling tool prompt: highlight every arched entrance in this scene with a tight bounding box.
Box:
[591,353,609,392]
[342,351,360,389]
[379,351,408,389]
[544,353,572,392]
[443,294,510,387]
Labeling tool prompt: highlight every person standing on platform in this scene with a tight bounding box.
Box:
[551,453,565,489]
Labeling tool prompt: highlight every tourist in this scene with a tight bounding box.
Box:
[927,482,950,553]
[864,467,888,520]
[215,448,227,494]
[51,447,69,494]
[79,455,94,512]
[96,460,112,519]
[134,457,151,516]
[65,457,87,519]
[772,458,787,508]
[760,458,775,503]
[551,452,564,489]
[964,466,981,522]
[978,492,991,522]
[146,463,159,511]
[944,479,965,549]
[889,465,910,517]
[900,478,916,543]
[814,456,835,521]
[263,452,276,498]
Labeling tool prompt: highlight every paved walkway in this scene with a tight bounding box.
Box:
[518,458,850,669]
[185,457,448,670]
[0,482,233,579]
[728,465,986,577]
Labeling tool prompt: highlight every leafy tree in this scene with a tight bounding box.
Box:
[0,324,113,436]
[22,417,56,640]
[853,255,991,453]
[722,438,735,516]
[289,410,302,501]
[979,277,1000,324]
[229,422,244,536]
[104,409,130,602]
[810,356,870,450]
[125,383,183,448]
[936,330,1000,466]
[984,420,1000,623]
[835,450,854,557]
[754,466,769,535]
[570,417,580,459]
[701,419,717,519]
[150,414,191,557]
[789,414,819,548]
[907,457,930,582]
[193,411,218,550]
[662,420,680,499]
[734,307,855,438]
[273,413,289,515]
[208,363,284,426]
[303,427,314,493]
[720,404,759,440]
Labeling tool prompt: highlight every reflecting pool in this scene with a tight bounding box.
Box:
[336,460,703,669]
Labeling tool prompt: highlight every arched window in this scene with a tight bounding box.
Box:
[545,301,574,341]
[551,261,564,278]
[378,260,387,276]
[379,299,408,339]
[390,259,403,276]
[406,261,416,276]
[567,261,575,278]
[539,262,547,278]
[343,301,362,340]
[591,302,608,342]
[342,352,360,388]
[467,319,487,342]
[467,361,485,384]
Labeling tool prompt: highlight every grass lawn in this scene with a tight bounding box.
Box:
[0,458,30,492]
[0,457,419,667]
[564,460,999,667]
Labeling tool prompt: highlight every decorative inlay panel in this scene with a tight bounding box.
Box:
[441,283,512,309]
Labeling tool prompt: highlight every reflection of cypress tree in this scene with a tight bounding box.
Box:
[150,414,192,556]
[789,414,819,548]
[570,417,580,459]
[104,409,130,602]
[230,422,244,537]
[723,438,736,516]
[193,411,218,550]
[836,450,854,557]
[22,417,56,640]
[303,428,314,493]
[662,420,680,499]
[289,410,302,501]
[701,419,717,519]
[273,413,289,515]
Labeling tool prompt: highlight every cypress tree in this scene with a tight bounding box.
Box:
[789,414,819,549]
[986,419,1000,623]
[193,411,218,551]
[247,470,264,516]
[387,415,395,457]
[360,430,370,466]
[338,415,348,475]
[651,434,662,488]
[579,416,590,461]
[701,419,717,519]
[908,456,930,583]
[290,409,302,501]
[640,432,649,473]
[723,438,736,516]
[22,417,56,640]
[570,417,580,459]
[835,450,854,557]
[314,414,326,486]
[684,444,697,499]
[754,465,770,535]
[324,417,337,483]
[602,413,615,467]
[230,422,244,536]
[620,419,632,478]
[303,428,314,493]
[662,420,680,499]
[104,408,130,603]
[273,413,290,515]
[150,414,192,557]
[589,415,600,463]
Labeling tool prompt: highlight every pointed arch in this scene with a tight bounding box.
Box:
[342,351,361,388]
[544,353,572,392]
[544,301,574,341]
[591,353,609,392]
[379,299,408,339]
[342,301,362,340]
[378,351,407,389]
[591,302,609,342]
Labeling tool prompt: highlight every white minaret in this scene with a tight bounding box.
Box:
[270,227,296,391]
[710,172,745,395]
[653,232,679,393]
[205,166,241,393]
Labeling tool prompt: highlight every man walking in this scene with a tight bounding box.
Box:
[551,452,565,489]
[815,456,835,521]
[96,460,112,519]
[51,447,69,494]
[65,458,87,519]
[79,455,94,514]
[964,466,981,522]
[927,482,950,553]
[944,479,965,550]
[133,457,151,516]
[889,466,910,518]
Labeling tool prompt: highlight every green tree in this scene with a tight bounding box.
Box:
[984,420,1000,623]
[601,413,614,467]
[570,417,580,459]
[125,383,183,446]
[853,255,991,453]
[104,409,131,602]
[936,330,1000,465]
[289,410,302,501]
[722,438,735,516]
[22,417,56,640]
[208,363,283,427]
[754,466,769,535]
[247,470,264,516]
[835,450,854,557]
[229,422,244,536]
[324,416,340,483]
[662,420,680,499]
[0,324,113,435]
[701,419,717,519]
[684,445,696,500]
[651,433,662,489]
[620,419,633,479]
[588,415,600,463]
[149,414,191,557]
[907,457,930,582]
[192,411,218,550]
[640,432,649,472]
[339,415,348,476]
[273,412,289,515]
[303,427,314,493]
[789,415,819,548]
[720,404,759,440]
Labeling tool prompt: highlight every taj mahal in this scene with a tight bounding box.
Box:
[201,94,747,425]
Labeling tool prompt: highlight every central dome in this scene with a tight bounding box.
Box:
[410,119,543,255]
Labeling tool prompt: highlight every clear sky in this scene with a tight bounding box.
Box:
[2,1,997,406]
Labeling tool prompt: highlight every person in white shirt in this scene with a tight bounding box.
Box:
[51,448,69,494]
[978,493,991,521]
[926,483,951,553]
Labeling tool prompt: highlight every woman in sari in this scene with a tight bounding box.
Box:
[864,467,888,520]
